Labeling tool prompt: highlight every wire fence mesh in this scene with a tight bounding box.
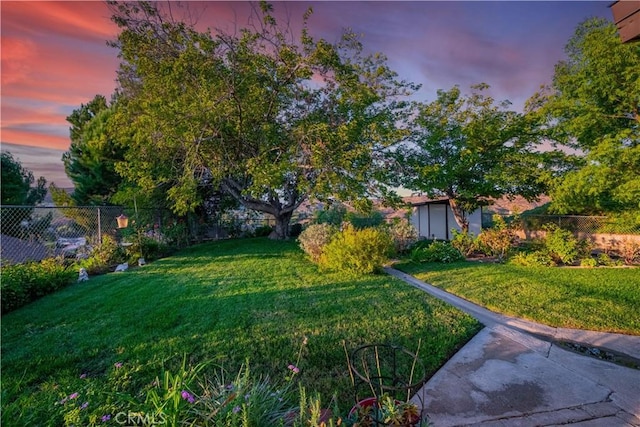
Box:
[0,205,303,265]
[483,212,640,250]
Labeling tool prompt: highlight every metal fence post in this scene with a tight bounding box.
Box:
[97,207,102,245]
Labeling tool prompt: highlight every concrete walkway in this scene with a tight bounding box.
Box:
[385,267,640,427]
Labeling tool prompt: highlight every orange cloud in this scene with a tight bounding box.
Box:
[2,127,70,151]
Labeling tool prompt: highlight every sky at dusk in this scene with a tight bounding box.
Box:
[1,1,613,188]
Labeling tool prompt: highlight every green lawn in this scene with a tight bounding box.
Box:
[1,238,480,425]
[395,261,640,335]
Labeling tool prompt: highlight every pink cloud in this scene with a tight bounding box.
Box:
[1,37,38,86]
[2,1,118,42]
[2,127,70,151]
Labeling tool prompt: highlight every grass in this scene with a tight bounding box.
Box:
[395,260,640,335]
[1,238,481,425]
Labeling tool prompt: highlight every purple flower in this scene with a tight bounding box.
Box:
[233,405,241,414]
[58,397,68,405]
[181,390,195,404]
[287,364,300,374]
[79,373,87,379]
[114,362,123,369]
[69,392,79,400]
[101,414,111,422]
[80,401,89,410]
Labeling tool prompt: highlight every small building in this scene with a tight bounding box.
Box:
[406,196,482,240]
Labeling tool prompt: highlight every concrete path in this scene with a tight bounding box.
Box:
[385,267,640,427]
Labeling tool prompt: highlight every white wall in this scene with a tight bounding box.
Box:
[410,202,482,240]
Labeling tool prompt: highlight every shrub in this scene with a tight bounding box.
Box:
[161,222,190,249]
[619,239,640,265]
[410,241,464,264]
[1,258,76,313]
[318,224,393,274]
[450,230,478,257]
[596,253,624,267]
[79,234,128,275]
[252,225,274,237]
[386,218,418,254]
[477,216,515,261]
[580,257,598,268]
[508,251,555,267]
[542,224,585,265]
[298,223,337,262]
[125,235,172,263]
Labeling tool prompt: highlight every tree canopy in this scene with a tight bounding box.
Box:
[62,94,124,206]
[530,18,640,214]
[397,84,546,232]
[107,1,416,239]
[1,152,46,206]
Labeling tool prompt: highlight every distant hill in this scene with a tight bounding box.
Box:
[486,195,550,215]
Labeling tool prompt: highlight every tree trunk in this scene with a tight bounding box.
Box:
[270,210,294,240]
[221,178,303,240]
[448,198,469,234]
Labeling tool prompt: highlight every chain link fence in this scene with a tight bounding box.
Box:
[1,206,130,264]
[483,212,640,250]
[1,205,304,265]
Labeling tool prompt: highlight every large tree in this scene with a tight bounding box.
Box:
[107,1,415,239]
[398,84,546,232]
[62,94,125,206]
[530,18,640,214]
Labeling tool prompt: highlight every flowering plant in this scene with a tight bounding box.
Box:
[349,394,424,426]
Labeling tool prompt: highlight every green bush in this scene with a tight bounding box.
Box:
[580,257,598,268]
[125,235,172,264]
[297,223,337,262]
[250,225,274,238]
[596,253,624,267]
[80,234,128,275]
[318,224,393,274]
[386,218,418,254]
[1,258,76,313]
[450,230,478,257]
[410,241,464,264]
[508,251,555,267]
[543,224,586,265]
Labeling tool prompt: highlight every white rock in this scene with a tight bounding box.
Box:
[115,262,129,272]
[78,268,89,282]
